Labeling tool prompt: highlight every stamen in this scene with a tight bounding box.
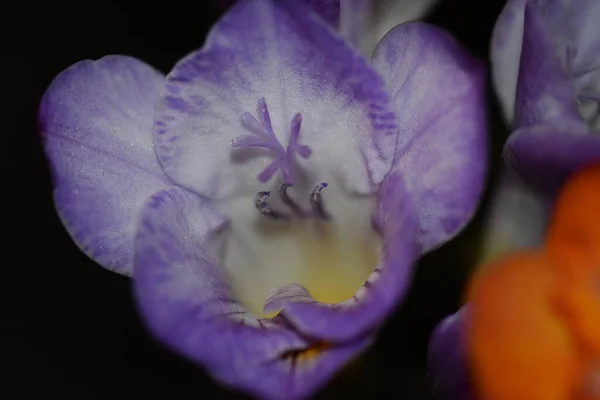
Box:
[279,184,307,217]
[254,191,289,220]
[310,182,331,220]
[254,183,333,221]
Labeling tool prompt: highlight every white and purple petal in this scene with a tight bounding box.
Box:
[39,56,170,275]
[495,1,600,198]
[428,307,475,400]
[372,22,488,253]
[154,0,398,200]
[134,186,371,400]
[513,1,592,131]
[491,0,600,127]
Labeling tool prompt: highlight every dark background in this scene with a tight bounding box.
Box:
[10,0,508,398]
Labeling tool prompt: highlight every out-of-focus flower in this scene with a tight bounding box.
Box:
[430,162,600,400]
[480,0,600,261]
[469,163,600,400]
[493,0,600,196]
[39,0,487,398]
[428,307,476,400]
[430,0,600,398]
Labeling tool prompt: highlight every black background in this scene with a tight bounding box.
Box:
[10,0,508,398]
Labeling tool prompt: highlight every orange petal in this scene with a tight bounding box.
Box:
[546,162,600,280]
[546,162,600,356]
[554,279,600,357]
[466,251,582,400]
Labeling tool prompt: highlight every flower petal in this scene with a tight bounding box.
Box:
[513,2,590,130]
[372,22,488,253]
[490,0,527,124]
[133,186,371,400]
[491,0,600,126]
[154,0,398,200]
[38,55,170,275]
[428,307,475,400]
[263,171,418,341]
[340,0,441,57]
[505,126,600,197]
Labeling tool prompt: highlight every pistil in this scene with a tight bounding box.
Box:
[231,98,312,184]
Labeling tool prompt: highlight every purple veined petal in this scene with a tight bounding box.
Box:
[504,126,600,197]
[428,307,476,400]
[133,186,371,400]
[39,55,171,275]
[259,171,419,341]
[154,0,398,201]
[477,167,551,263]
[491,0,600,126]
[372,22,488,254]
[220,0,340,26]
[340,0,441,57]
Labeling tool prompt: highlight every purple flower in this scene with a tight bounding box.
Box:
[428,307,475,400]
[429,1,599,399]
[39,1,487,398]
[492,0,600,196]
[479,0,600,279]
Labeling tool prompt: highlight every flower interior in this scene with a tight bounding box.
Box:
[219,98,381,316]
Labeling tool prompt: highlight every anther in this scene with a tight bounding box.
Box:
[254,191,289,220]
[278,184,307,217]
[310,182,330,220]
